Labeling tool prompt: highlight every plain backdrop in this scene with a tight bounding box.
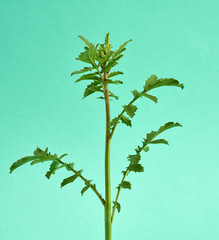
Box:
[0,0,218,240]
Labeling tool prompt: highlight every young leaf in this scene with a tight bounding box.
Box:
[108,71,123,78]
[109,91,119,100]
[10,156,41,173]
[127,154,141,164]
[144,75,184,92]
[101,60,118,73]
[141,92,158,103]
[131,89,142,99]
[123,104,138,118]
[112,39,132,59]
[75,73,99,83]
[120,114,132,127]
[150,139,169,145]
[71,67,94,76]
[83,82,103,99]
[34,147,48,156]
[128,163,144,173]
[119,181,131,190]
[78,35,92,48]
[45,161,60,179]
[61,170,82,188]
[110,117,119,127]
[81,185,90,196]
[113,201,121,213]
[142,146,149,152]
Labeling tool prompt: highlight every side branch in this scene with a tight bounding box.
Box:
[57,158,105,206]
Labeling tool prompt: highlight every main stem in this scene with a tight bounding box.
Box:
[103,72,112,240]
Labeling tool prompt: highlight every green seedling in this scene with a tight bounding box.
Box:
[10,33,184,240]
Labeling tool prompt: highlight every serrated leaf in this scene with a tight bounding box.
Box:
[119,181,131,190]
[120,114,132,127]
[61,170,82,188]
[71,67,94,76]
[78,35,92,47]
[146,122,182,143]
[75,73,99,83]
[112,39,132,59]
[76,44,97,66]
[98,51,114,66]
[110,117,119,127]
[151,139,169,145]
[83,81,103,99]
[141,93,158,103]
[108,71,123,78]
[10,156,40,173]
[144,75,184,92]
[34,147,48,156]
[109,91,119,100]
[101,59,118,73]
[131,89,142,99]
[107,79,123,85]
[30,155,57,165]
[113,201,121,213]
[128,163,144,173]
[45,161,60,179]
[123,104,137,118]
[127,154,141,164]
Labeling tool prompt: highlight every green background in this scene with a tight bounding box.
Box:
[0,0,218,239]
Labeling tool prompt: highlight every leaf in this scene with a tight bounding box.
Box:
[144,75,184,92]
[34,147,48,156]
[151,139,169,145]
[71,67,94,76]
[107,79,123,85]
[119,181,131,190]
[83,82,103,99]
[59,153,68,159]
[81,185,90,196]
[123,104,137,118]
[143,146,149,152]
[101,59,118,73]
[109,91,119,100]
[78,35,92,47]
[76,44,97,66]
[10,156,40,173]
[112,39,132,59]
[128,163,144,173]
[30,155,57,165]
[45,161,60,179]
[66,162,75,171]
[146,122,182,143]
[141,93,158,103]
[131,90,142,99]
[98,51,114,66]
[105,33,109,46]
[120,114,132,127]
[75,73,99,83]
[113,201,121,213]
[127,154,141,164]
[110,117,119,127]
[108,71,123,78]
[61,170,82,188]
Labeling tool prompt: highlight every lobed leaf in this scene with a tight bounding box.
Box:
[45,161,60,179]
[127,154,141,164]
[123,104,138,118]
[120,115,132,127]
[128,163,144,173]
[119,181,131,190]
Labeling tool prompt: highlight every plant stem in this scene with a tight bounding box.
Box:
[103,72,112,240]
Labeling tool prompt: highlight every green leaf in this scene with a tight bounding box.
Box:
[109,91,119,100]
[78,35,92,47]
[151,139,169,145]
[123,104,137,118]
[144,75,184,92]
[112,39,132,59]
[141,92,158,103]
[81,185,90,196]
[131,89,142,99]
[107,79,123,85]
[110,117,119,127]
[10,156,40,173]
[83,81,103,99]
[143,146,149,152]
[119,181,131,190]
[105,33,109,46]
[66,162,75,171]
[101,59,118,73]
[128,163,144,173]
[76,44,97,66]
[113,201,121,213]
[120,114,132,127]
[45,161,60,179]
[146,122,182,143]
[127,154,141,164]
[30,155,57,165]
[61,170,82,188]
[34,147,48,156]
[108,71,123,78]
[98,51,114,66]
[71,67,94,76]
[75,73,99,83]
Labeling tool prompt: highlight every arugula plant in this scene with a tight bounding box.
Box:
[10,33,184,240]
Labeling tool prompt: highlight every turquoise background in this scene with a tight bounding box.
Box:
[0,0,218,239]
